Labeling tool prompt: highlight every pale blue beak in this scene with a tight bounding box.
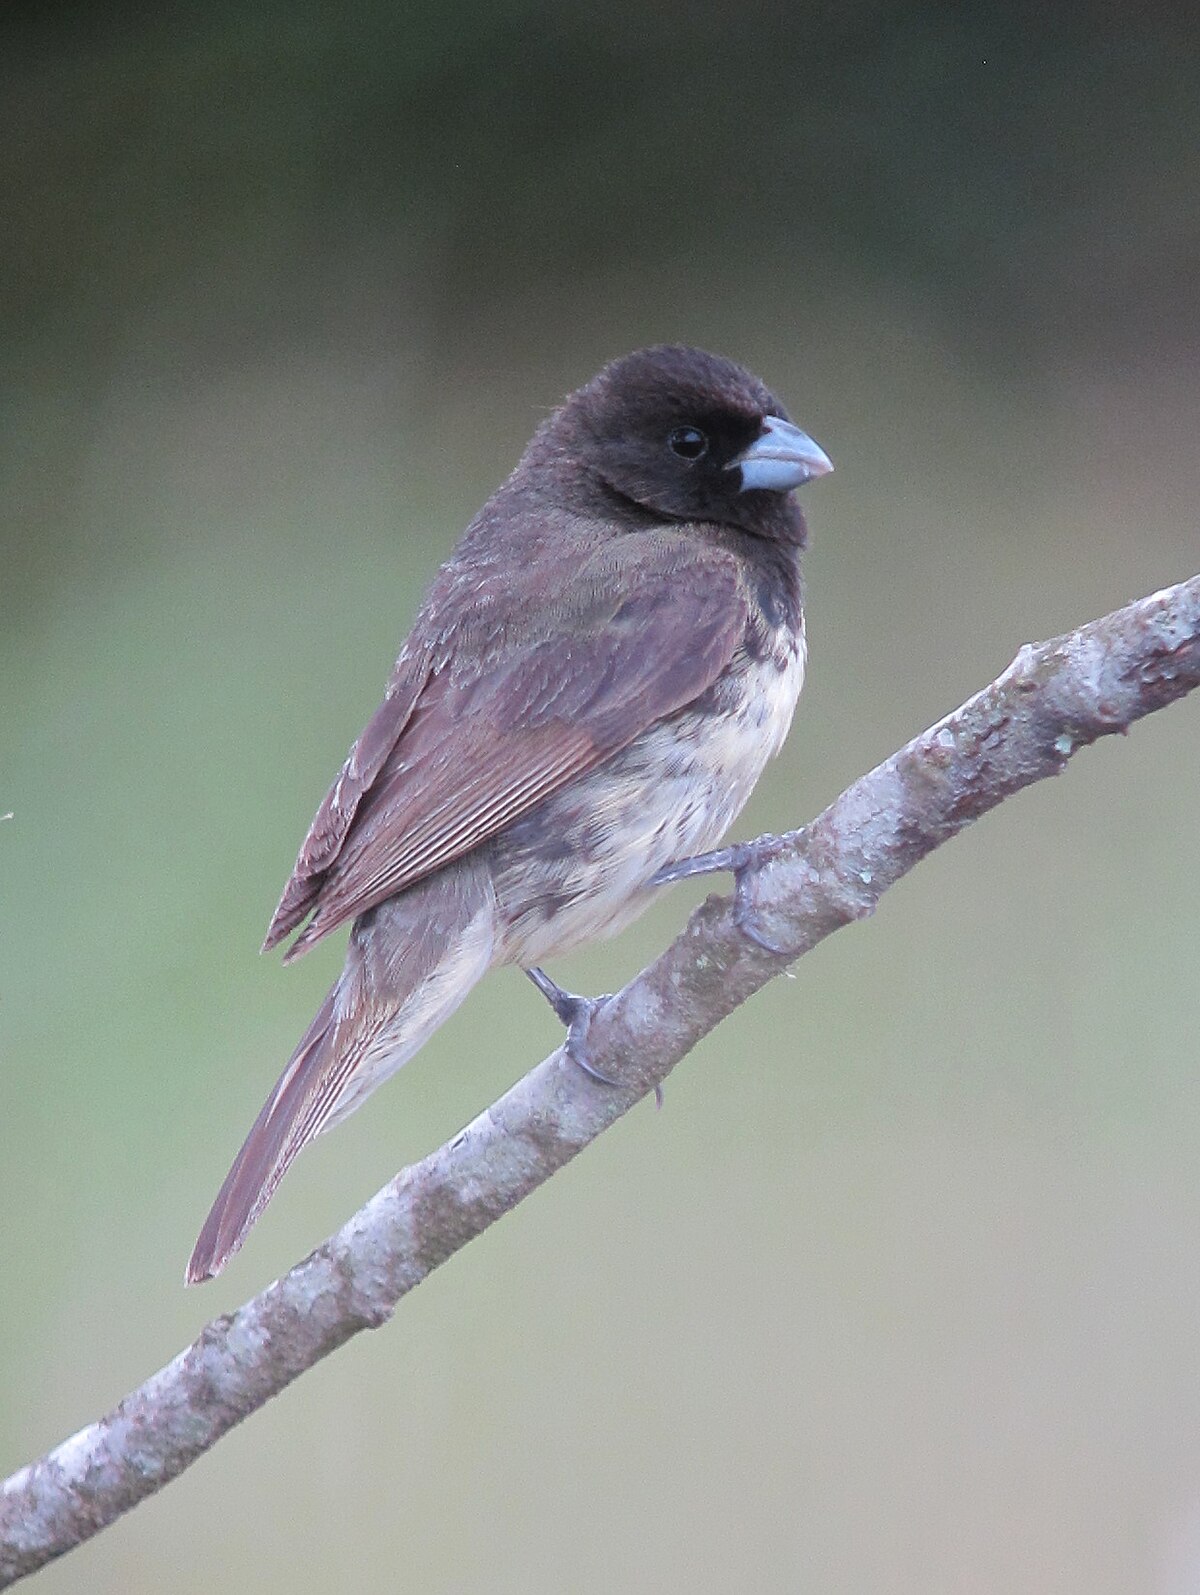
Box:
[731,415,833,493]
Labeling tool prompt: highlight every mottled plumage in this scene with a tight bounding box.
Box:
[187,345,831,1282]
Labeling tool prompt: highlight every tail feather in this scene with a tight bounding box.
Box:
[186,862,496,1283]
[186,989,341,1283]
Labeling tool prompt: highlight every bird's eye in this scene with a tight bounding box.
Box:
[667,426,709,461]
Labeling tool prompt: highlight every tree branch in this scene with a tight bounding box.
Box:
[3,574,1199,1587]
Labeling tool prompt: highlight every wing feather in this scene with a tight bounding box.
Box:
[267,535,748,960]
[263,645,437,950]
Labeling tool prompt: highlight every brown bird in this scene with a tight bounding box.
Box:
[186,345,832,1282]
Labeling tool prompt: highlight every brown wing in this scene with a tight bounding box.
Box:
[265,534,748,961]
[261,638,437,951]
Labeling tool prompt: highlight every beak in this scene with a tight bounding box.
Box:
[730,415,833,493]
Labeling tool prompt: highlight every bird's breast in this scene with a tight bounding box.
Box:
[682,615,807,792]
[492,619,806,965]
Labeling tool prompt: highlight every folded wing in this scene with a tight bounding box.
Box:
[264,534,748,961]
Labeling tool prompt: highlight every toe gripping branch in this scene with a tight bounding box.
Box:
[524,830,800,1102]
[650,831,801,956]
[525,966,620,1086]
[524,967,666,1106]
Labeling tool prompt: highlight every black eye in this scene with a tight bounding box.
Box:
[667,426,709,461]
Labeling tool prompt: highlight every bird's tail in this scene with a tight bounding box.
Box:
[186,862,495,1283]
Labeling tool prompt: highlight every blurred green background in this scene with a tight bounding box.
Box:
[4,3,1200,1591]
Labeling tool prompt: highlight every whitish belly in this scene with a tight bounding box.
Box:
[492,630,806,967]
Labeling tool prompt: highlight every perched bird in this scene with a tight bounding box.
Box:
[186,344,832,1282]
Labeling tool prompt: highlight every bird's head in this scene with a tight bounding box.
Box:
[549,344,832,544]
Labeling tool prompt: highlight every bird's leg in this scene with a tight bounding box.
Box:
[524,967,621,1087]
[651,832,799,956]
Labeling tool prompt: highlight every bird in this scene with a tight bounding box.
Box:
[186,344,832,1282]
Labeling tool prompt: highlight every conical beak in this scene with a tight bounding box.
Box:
[731,415,834,493]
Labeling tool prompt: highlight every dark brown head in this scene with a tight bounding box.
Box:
[525,344,832,545]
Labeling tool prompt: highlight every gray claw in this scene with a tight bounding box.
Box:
[525,967,620,1086]
[650,845,742,887]
[652,834,797,956]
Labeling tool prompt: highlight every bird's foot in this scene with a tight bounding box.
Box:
[525,967,620,1086]
[651,832,798,956]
